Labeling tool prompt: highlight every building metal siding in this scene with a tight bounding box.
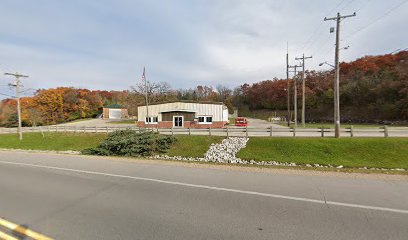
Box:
[138,102,227,122]
[161,111,195,121]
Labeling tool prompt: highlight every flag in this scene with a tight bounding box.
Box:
[141,67,146,82]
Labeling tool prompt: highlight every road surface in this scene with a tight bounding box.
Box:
[0,151,407,239]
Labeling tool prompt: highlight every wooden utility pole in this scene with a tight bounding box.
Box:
[142,67,150,129]
[286,48,290,127]
[324,12,356,138]
[295,54,312,128]
[288,65,302,128]
[5,72,29,141]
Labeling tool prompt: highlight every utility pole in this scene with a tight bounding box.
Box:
[5,72,29,141]
[288,65,302,128]
[286,47,290,127]
[324,12,356,138]
[295,54,312,128]
[142,67,150,129]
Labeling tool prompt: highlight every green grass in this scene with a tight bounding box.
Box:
[0,132,107,151]
[166,135,224,158]
[237,137,408,169]
[277,123,407,129]
[0,133,222,158]
[108,120,137,124]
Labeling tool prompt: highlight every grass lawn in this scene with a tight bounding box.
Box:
[237,137,408,169]
[108,120,137,124]
[166,135,224,158]
[277,123,407,129]
[0,132,107,151]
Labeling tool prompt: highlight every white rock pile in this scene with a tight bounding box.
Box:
[204,137,248,164]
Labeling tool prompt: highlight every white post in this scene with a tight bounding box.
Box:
[384,125,388,137]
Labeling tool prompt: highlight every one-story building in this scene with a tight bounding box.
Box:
[103,104,129,119]
[137,101,229,128]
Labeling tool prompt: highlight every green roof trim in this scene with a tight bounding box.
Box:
[104,104,125,109]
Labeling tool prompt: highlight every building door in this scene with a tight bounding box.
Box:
[173,116,183,127]
[109,109,122,119]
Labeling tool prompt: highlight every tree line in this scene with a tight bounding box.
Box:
[0,51,407,127]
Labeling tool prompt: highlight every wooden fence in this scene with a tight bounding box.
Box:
[1,125,407,137]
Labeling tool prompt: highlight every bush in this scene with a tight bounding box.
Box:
[82,130,176,157]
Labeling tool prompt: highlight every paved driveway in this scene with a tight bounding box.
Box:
[244,117,288,129]
[56,119,136,127]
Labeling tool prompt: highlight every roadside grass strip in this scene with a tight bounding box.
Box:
[0,132,106,151]
[237,137,408,169]
[167,135,224,158]
[0,217,53,240]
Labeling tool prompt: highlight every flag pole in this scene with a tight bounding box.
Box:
[143,67,150,130]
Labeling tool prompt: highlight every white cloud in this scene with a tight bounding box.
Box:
[0,0,407,95]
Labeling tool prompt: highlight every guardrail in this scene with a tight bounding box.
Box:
[1,125,407,137]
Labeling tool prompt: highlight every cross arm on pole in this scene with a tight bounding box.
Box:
[4,72,29,78]
[295,56,312,61]
[324,12,356,21]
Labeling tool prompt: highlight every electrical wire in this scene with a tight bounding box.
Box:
[298,0,348,53]
[338,0,357,12]
[343,0,408,40]
[0,92,15,98]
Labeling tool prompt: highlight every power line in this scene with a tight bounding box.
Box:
[19,88,36,94]
[354,0,372,13]
[314,0,374,60]
[343,0,408,40]
[338,0,357,12]
[299,0,349,53]
[0,92,15,98]
[311,35,333,57]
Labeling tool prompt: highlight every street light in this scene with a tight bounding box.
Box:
[318,61,335,68]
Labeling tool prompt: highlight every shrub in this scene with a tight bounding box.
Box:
[82,130,176,157]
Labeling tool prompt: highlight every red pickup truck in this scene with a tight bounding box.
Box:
[235,117,248,127]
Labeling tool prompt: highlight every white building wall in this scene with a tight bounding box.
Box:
[222,108,229,122]
[138,102,227,121]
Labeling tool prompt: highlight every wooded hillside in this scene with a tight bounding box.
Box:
[234,51,408,123]
[1,51,407,127]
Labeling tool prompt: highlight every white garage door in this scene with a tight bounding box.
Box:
[109,109,122,119]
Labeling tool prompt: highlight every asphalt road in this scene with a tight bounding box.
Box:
[0,151,407,240]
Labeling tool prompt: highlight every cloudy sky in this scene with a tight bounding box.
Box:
[0,0,407,97]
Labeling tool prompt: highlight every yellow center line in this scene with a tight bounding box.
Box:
[0,230,19,240]
[0,218,53,240]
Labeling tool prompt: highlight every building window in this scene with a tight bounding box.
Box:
[198,116,213,124]
[145,116,158,124]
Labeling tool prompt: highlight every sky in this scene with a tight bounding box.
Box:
[0,0,407,98]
